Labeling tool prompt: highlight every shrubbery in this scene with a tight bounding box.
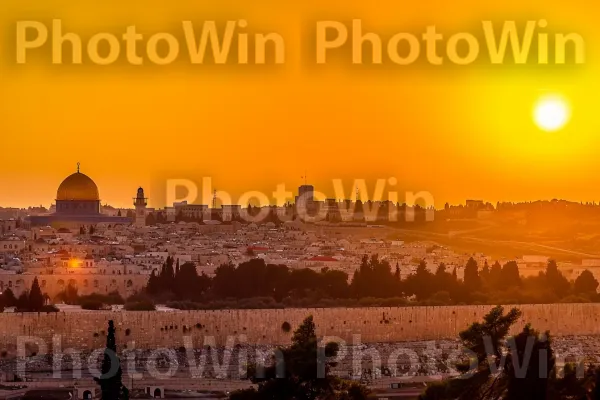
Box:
[145,256,600,308]
[124,299,156,311]
[81,300,104,310]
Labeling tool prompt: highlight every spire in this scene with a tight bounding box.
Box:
[77,162,80,173]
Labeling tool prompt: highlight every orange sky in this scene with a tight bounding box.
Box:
[0,0,599,209]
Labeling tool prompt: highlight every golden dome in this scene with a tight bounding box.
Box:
[56,172,100,201]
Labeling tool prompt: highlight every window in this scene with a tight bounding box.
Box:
[94,280,99,288]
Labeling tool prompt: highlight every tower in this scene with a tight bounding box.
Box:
[133,187,148,227]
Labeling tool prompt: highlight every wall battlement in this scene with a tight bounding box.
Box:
[0,304,598,352]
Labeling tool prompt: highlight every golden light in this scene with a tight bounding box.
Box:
[534,95,571,132]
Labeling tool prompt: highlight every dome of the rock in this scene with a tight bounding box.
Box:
[56,172,100,201]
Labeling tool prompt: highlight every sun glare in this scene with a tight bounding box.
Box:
[534,95,570,132]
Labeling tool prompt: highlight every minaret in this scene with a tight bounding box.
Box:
[133,187,148,227]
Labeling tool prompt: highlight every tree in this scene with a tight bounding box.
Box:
[231,316,371,400]
[500,261,522,288]
[146,270,160,295]
[480,261,490,286]
[57,283,79,305]
[504,325,554,400]
[404,261,435,301]
[545,260,571,298]
[420,306,523,400]
[574,270,599,295]
[2,288,17,308]
[94,320,129,400]
[16,292,29,310]
[488,261,503,290]
[29,277,44,311]
[463,258,481,294]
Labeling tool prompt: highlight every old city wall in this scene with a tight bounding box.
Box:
[0,303,598,353]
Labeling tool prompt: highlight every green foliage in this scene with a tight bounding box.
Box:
[146,257,211,301]
[574,270,599,295]
[140,256,592,308]
[463,257,482,295]
[94,320,129,399]
[79,292,125,306]
[28,277,44,311]
[504,325,554,400]
[81,300,104,310]
[56,283,79,305]
[230,316,372,400]
[124,299,155,311]
[1,288,17,308]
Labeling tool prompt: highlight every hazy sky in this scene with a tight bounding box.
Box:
[1,0,599,208]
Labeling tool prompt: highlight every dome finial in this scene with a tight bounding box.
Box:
[77,162,80,173]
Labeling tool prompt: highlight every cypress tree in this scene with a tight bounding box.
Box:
[94,320,129,399]
[29,277,44,311]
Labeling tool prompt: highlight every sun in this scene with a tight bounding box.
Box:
[534,95,571,132]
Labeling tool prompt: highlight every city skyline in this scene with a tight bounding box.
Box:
[7,165,600,210]
[2,0,600,209]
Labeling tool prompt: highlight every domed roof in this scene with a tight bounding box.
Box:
[57,171,100,201]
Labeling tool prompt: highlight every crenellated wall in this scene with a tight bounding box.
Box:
[0,304,598,353]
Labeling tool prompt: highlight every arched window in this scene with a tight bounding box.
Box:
[127,280,133,288]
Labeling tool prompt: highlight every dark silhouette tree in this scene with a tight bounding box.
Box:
[404,261,435,301]
[230,315,370,400]
[574,270,598,296]
[480,261,490,286]
[504,325,554,400]
[500,261,522,288]
[29,277,44,311]
[420,306,522,400]
[146,270,160,296]
[94,320,129,400]
[16,292,29,310]
[545,260,571,298]
[488,261,503,290]
[2,288,17,308]
[463,257,481,295]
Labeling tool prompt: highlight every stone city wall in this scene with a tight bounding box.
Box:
[0,303,598,353]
